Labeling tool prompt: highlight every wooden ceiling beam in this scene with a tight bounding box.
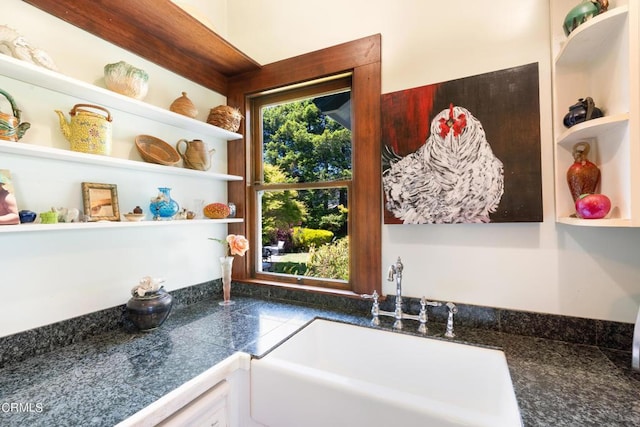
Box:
[23,0,261,95]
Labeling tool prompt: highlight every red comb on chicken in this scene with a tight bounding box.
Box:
[438,103,467,138]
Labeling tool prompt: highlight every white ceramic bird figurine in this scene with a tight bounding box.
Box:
[0,25,57,71]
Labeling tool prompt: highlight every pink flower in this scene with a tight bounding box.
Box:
[227,234,249,256]
[210,234,249,257]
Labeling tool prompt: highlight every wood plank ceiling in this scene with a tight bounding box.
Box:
[23,0,262,95]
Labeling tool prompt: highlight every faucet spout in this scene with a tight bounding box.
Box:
[387,256,403,295]
[387,257,404,329]
[386,264,395,282]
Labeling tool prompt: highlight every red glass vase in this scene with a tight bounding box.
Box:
[566,142,600,202]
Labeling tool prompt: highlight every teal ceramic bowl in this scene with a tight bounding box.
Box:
[563,1,601,36]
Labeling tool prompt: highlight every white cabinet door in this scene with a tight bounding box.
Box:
[158,380,230,427]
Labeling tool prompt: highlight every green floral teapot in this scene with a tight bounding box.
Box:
[0,89,30,142]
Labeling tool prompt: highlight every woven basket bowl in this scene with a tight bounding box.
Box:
[207,105,242,132]
[135,135,180,166]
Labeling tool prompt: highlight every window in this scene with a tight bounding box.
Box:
[252,78,352,289]
[226,35,381,296]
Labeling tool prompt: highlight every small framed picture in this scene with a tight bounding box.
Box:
[0,169,20,225]
[82,182,120,221]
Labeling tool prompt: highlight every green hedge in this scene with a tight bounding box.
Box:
[292,227,334,251]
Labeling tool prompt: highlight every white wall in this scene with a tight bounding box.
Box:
[226,0,640,323]
[2,0,639,338]
[0,0,231,337]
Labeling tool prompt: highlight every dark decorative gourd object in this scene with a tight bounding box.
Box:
[126,277,173,331]
[18,210,37,223]
[563,97,603,128]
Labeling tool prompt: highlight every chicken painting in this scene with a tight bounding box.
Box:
[383,104,504,224]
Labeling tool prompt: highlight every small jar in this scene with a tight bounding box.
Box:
[227,202,237,218]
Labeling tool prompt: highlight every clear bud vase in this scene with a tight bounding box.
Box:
[219,256,235,305]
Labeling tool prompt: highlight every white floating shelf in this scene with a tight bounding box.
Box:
[556,216,631,227]
[0,54,242,140]
[0,140,243,181]
[555,113,629,146]
[0,218,244,234]
[555,6,629,67]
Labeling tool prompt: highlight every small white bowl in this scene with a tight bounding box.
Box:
[124,213,145,222]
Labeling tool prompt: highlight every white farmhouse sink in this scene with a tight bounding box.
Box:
[251,318,521,427]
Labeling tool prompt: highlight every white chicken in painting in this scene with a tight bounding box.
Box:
[383,104,504,224]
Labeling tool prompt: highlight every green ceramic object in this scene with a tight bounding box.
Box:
[563,1,602,36]
[104,61,149,100]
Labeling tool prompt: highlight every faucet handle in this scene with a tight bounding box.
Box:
[362,290,380,326]
[446,301,458,313]
[361,290,379,300]
[417,297,428,333]
[444,302,457,338]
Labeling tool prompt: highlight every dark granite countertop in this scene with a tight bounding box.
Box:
[1,297,639,427]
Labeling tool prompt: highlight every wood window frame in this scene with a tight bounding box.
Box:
[226,34,381,298]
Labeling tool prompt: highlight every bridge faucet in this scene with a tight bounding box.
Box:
[362,257,441,332]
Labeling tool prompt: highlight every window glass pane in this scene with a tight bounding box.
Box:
[259,187,349,282]
[262,92,352,183]
[257,87,352,285]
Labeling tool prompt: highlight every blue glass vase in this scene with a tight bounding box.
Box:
[150,187,179,220]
